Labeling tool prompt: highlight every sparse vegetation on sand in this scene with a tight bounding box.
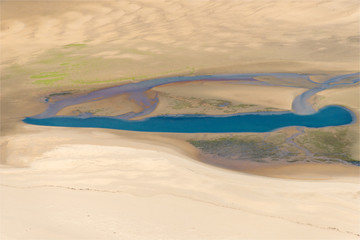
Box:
[295,127,359,163]
[189,134,299,163]
[189,126,360,166]
[31,72,67,85]
[164,94,282,115]
[19,47,197,88]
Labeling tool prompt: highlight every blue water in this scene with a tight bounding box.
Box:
[23,106,354,133]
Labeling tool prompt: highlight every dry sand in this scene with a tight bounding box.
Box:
[313,85,360,113]
[152,81,307,115]
[1,0,360,239]
[1,0,359,73]
[1,125,359,240]
[57,93,143,117]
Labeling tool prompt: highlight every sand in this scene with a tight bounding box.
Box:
[1,0,359,132]
[152,81,307,114]
[1,125,359,240]
[313,85,360,113]
[312,85,360,160]
[56,93,143,117]
[1,0,360,239]
[1,0,359,73]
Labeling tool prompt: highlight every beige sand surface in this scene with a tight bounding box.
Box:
[153,81,306,111]
[57,93,143,117]
[1,0,359,73]
[1,0,360,239]
[1,125,359,240]
[313,85,360,113]
[43,82,306,119]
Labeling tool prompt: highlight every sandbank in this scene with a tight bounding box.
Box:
[149,81,306,117]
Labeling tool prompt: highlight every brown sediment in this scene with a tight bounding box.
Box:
[56,93,142,117]
[188,145,360,180]
[247,163,360,180]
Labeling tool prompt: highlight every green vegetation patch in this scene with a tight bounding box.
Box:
[31,72,66,79]
[48,92,72,97]
[34,77,64,85]
[295,127,358,162]
[167,95,270,113]
[189,136,280,161]
[31,72,67,85]
[171,99,194,109]
[21,43,198,88]
[72,77,134,85]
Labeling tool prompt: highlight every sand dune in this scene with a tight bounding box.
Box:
[1,126,359,240]
[1,1,359,239]
[1,0,359,72]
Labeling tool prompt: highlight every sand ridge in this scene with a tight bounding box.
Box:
[1,0,359,72]
[1,126,360,239]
